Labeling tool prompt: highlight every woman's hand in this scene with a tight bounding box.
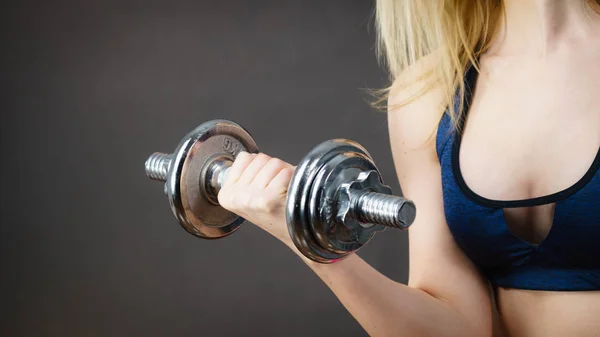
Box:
[217,151,296,245]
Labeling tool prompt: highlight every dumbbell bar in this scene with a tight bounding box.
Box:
[144,120,417,263]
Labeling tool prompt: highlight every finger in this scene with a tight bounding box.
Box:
[237,153,271,185]
[266,166,294,193]
[252,157,288,188]
[222,152,255,188]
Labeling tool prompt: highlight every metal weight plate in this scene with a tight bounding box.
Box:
[166,120,258,239]
[308,153,388,254]
[286,139,381,263]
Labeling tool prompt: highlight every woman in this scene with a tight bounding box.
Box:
[217,0,600,336]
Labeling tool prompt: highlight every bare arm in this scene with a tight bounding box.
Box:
[219,58,493,337]
[285,64,493,336]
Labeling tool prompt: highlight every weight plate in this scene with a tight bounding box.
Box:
[166,120,258,239]
[286,139,377,263]
[308,153,387,254]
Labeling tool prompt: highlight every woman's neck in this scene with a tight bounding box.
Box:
[489,0,600,57]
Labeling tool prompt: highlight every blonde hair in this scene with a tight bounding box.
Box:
[374,0,502,133]
[374,0,600,133]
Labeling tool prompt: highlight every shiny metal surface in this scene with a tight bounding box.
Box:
[309,152,386,254]
[145,153,173,181]
[144,119,258,239]
[353,189,416,229]
[341,170,415,229]
[285,140,355,262]
[146,121,414,260]
[203,156,232,205]
[286,139,416,263]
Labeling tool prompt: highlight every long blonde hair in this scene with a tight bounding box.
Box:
[374,0,600,133]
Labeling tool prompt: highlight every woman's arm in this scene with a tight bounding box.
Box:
[284,62,493,336]
[292,253,487,336]
[218,58,493,337]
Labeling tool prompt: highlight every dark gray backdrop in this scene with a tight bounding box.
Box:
[0,1,409,336]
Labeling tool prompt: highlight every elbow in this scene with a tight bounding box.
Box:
[413,286,493,337]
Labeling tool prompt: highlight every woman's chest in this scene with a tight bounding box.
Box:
[439,57,600,273]
[459,62,600,203]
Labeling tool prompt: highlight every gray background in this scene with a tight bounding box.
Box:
[0,1,409,336]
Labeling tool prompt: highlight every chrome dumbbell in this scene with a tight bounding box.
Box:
[145,120,416,263]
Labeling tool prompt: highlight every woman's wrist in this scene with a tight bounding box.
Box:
[280,232,354,271]
[274,227,321,266]
[263,212,342,268]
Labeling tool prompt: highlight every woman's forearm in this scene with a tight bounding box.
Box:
[285,242,482,337]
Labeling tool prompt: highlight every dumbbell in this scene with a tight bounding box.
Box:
[144,120,416,263]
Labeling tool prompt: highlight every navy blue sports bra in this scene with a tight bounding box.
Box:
[436,65,600,291]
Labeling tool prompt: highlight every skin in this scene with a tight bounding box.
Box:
[463,1,600,336]
[217,1,600,336]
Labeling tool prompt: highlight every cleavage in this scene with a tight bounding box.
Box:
[455,56,600,245]
[457,108,600,245]
[502,204,556,245]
